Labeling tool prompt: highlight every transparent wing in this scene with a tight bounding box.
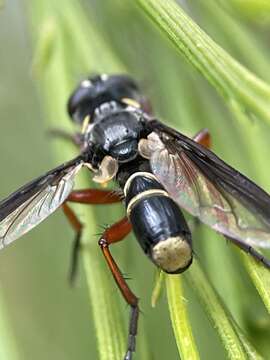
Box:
[0,157,83,248]
[147,120,270,248]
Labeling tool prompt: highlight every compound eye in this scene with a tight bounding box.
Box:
[67,83,94,124]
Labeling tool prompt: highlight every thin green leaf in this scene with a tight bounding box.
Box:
[28,2,129,360]
[0,296,19,360]
[151,269,164,308]
[136,0,270,126]
[231,321,264,360]
[196,0,270,81]
[239,251,270,314]
[222,0,270,23]
[166,275,200,360]
[31,17,57,76]
[185,261,263,360]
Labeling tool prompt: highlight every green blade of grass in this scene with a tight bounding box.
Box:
[0,297,19,360]
[222,0,270,23]
[185,261,263,360]
[196,0,270,81]
[239,251,270,314]
[166,275,200,360]
[151,270,164,308]
[28,1,132,359]
[136,0,270,126]
[31,17,57,76]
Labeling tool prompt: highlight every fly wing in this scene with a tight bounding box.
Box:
[0,156,84,248]
[147,120,270,248]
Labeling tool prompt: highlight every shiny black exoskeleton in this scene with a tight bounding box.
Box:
[68,74,193,273]
[68,74,151,167]
[68,73,149,124]
[123,171,192,273]
[88,109,146,163]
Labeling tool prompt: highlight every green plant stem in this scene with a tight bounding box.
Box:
[166,275,199,360]
[0,296,19,360]
[185,261,263,360]
[151,270,164,308]
[136,0,270,125]
[28,1,129,359]
[239,251,270,314]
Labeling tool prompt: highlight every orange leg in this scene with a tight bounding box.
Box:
[62,189,122,283]
[98,217,137,360]
[193,128,211,148]
[67,189,121,204]
[188,129,211,231]
[62,203,83,283]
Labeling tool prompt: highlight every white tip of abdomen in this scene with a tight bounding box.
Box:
[152,236,192,273]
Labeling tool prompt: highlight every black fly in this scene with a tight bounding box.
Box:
[1,74,270,360]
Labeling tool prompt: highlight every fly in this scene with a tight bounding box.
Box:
[1,74,270,360]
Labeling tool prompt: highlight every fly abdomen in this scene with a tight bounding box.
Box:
[124,172,192,273]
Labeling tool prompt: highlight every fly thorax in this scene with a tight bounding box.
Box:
[89,110,144,163]
[93,101,123,123]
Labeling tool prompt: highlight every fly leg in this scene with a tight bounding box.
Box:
[62,189,122,283]
[62,203,83,283]
[189,129,212,232]
[98,217,138,360]
[67,189,122,204]
[193,128,211,149]
[47,128,83,148]
[226,236,270,269]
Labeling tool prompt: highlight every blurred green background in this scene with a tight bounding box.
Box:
[0,0,270,359]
